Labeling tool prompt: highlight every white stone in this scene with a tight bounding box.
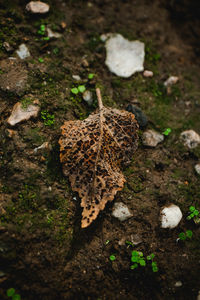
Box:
[33,142,50,154]
[180,130,200,149]
[197,291,200,300]
[143,70,153,77]
[47,27,61,38]
[83,90,93,105]
[174,281,182,287]
[112,202,133,221]
[195,164,200,175]
[16,44,30,59]
[164,76,179,87]
[72,75,81,81]
[105,34,145,78]
[7,101,40,126]
[161,204,182,229]
[142,129,164,147]
[26,1,49,13]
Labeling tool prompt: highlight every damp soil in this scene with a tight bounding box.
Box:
[0,0,200,299]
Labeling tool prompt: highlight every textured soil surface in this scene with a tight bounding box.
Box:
[0,0,200,299]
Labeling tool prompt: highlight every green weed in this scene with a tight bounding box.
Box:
[41,110,55,126]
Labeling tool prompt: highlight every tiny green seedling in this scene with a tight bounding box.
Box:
[105,240,110,245]
[7,288,21,300]
[125,240,134,248]
[41,110,55,126]
[130,251,146,269]
[37,24,46,35]
[130,251,158,272]
[71,85,86,95]
[88,73,95,79]
[178,230,193,241]
[109,254,116,261]
[38,57,44,63]
[187,206,199,222]
[163,128,171,136]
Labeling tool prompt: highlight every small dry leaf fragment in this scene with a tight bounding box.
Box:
[59,88,138,228]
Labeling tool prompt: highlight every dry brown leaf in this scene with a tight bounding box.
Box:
[59,88,138,228]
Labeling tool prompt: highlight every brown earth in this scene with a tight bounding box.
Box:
[0,0,200,299]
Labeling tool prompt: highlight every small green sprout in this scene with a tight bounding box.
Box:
[163,128,171,136]
[71,85,86,95]
[53,47,59,55]
[38,57,44,63]
[41,110,55,126]
[178,230,193,241]
[37,24,46,35]
[78,85,86,93]
[187,206,199,221]
[146,253,155,261]
[42,36,50,41]
[88,73,94,79]
[71,87,79,95]
[105,240,110,245]
[151,261,158,273]
[7,288,21,300]
[125,240,134,247]
[130,251,158,272]
[109,254,116,261]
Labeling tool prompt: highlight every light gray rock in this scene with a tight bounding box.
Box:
[83,90,93,105]
[26,1,49,13]
[143,70,153,77]
[161,204,182,229]
[194,164,200,175]
[180,130,200,149]
[3,42,13,52]
[142,129,164,147]
[197,291,200,300]
[33,142,51,154]
[16,44,30,59]
[72,75,81,81]
[112,202,133,221]
[130,234,142,245]
[47,27,61,38]
[105,34,145,78]
[174,281,182,287]
[7,100,40,126]
[164,76,179,87]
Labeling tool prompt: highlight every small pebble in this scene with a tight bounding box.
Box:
[72,75,81,81]
[16,44,30,59]
[174,281,182,287]
[47,27,61,38]
[197,291,200,300]
[126,104,148,128]
[194,164,200,175]
[180,130,200,149]
[142,129,164,147]
[33,142,51,154]
[160,204,182,229]
[7,100,40,126]
[83,90,93,105]
[3,42,13,52]
[112,202,133,222]
[143,70,153,77]
[164,76,179,87]
[26,1,49,13]
[130,234,142,245]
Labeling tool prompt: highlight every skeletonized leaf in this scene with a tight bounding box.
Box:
[59,88,138,228]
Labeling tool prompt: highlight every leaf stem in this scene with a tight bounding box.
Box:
[96,88,103,111]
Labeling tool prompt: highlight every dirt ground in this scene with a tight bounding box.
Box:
[0,0,200,299]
